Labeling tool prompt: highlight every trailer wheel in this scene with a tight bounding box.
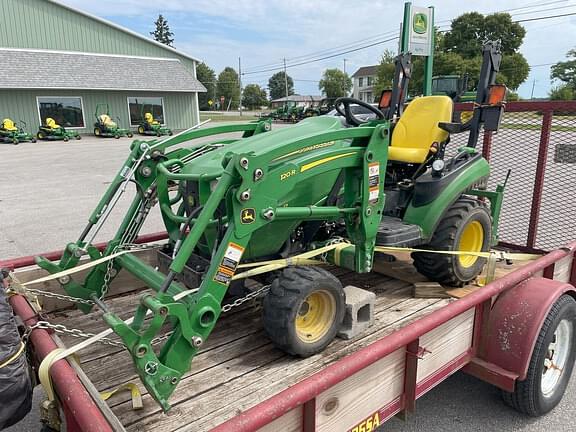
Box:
[502,295,576,416]
[412,197,491,286]
[263,266,345,357]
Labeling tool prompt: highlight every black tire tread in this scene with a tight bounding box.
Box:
[412,196,490,286]
[263,266,344,357]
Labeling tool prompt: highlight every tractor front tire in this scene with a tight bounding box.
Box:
[412,197,491,286]
[63,136,69,142]
[12,138,19,145]
[75,135,81,140]
[127,132,133,138]
[31,138,36,143]
[502,295,576,416]
[37,132,45,140]
[263,266,345,357]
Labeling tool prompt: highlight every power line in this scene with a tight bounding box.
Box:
[515,11,576,22]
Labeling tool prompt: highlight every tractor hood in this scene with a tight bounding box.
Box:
[179,116,347,178]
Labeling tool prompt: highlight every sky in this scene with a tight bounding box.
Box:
[59,0,576,99]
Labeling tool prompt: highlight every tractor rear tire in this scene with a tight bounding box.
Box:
[502,295,576,416]
[94,128,100,136]
[412,197,491,286]
[263,266,345,357]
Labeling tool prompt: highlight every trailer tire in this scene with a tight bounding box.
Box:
[502,294,576,416]
[263,266,345,357]
[412,197,491,286]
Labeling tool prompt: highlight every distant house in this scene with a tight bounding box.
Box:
[271,95,323,108]
[352,66,378,103]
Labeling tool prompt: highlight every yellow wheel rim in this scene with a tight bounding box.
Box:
[458,220,484,268]
[295,290,336,343]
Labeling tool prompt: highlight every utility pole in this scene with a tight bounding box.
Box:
[343,58,347,74]
[283,58,289,103]
[238,57,243,116]
[530,79,536,99]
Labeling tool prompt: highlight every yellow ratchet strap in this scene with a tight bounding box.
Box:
[100,383,143,410]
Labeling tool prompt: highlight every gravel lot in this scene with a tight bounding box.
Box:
[1,124,575,431]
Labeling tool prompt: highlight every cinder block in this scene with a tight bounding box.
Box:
[338,285,376,340]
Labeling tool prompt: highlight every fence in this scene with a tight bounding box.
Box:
[453,100,576,253]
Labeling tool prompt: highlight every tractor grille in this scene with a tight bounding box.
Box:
[452,101,576,252]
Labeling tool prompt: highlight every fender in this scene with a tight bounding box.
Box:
[482,277,576,381]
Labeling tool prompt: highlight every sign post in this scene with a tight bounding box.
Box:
[400,2,434,95]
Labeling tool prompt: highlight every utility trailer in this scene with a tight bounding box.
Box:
[4,239,576,431]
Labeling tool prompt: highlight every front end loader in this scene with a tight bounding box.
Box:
[34,41,507,411]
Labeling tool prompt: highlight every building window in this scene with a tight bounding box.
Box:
[367,92,373,102]
[358,77,364,88]
[367,76,373,87]
[127,97,165,126]
[37,96,85,128]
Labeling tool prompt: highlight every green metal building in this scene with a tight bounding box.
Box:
[0,0,205,135]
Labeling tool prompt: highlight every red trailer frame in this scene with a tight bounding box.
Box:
[3,100,576,431]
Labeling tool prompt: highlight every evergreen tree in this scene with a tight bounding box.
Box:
[151,14,174,47]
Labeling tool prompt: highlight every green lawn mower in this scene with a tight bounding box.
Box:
[0,119,36,145]
[37,118,81,142]
[137,111,172,137]
[93,104,133,139]
[36,41,507,411]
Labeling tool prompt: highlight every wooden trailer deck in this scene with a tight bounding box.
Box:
[31,251,528,432]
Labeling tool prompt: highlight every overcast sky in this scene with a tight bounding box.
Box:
[60,0,576,98]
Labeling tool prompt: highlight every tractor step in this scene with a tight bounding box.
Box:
[376,216,422,247]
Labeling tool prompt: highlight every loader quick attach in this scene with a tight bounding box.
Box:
[34,42,508,411]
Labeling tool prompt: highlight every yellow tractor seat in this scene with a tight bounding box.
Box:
[45,118,61,129]
[388,96,453,164]
[1,119,18,131]
[99,114,116,128]
[144,112,159,125]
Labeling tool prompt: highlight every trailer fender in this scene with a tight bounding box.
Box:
[483,277,576,381]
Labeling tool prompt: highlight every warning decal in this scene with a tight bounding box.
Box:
[368,162,380,204]
[213,242,245,285]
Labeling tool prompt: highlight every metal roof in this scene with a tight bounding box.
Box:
[47,0,202,63]
[352,66,379,78]
[0,49,206,93]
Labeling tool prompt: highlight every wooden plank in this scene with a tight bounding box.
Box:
[416,308,475,383]
[315,349,405,432]
[553,254,573,282]
[413,282,451,299]
[257,407,302,432]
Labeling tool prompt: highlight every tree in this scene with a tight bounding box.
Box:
[549,84,576,100]
[242,84,267,110]
[216,67,240,110]
[373,50,396,97]
[551,49,576,89]
[197,63,216,110]
[374,12,529,95]
[319,69,352,98]
[268,72,294,100]
[150,15,174,47]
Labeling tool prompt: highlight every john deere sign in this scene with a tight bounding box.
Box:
[408,6,433,56]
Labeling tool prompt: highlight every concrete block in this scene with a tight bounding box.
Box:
[338,285,376,340]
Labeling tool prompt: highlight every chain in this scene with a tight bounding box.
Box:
[320,236,347,262]
[24,321,125,348]
[221,285,270,312]
[20,287,95,306]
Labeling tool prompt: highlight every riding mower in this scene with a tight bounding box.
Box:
[0,119,36,144]
[37,118,81,141]
[137,111,172,137]
[93,104,133,139]
[32,41,506,411]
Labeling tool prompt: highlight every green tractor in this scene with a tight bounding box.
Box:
[432,75,477,122]
[93,104,133,139]
[0,119,36,145]
[36,41,506,411]
[137,108,172,137]
[37,118,81,141]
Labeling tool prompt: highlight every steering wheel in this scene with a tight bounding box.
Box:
[334,97,384,126]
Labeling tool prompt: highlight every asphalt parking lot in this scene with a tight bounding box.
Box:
[1,126,575,431]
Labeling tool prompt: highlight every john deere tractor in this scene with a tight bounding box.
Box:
[93,104,133,139]
[0,119,36,144]
[137,109,172,137]
[35,41,506,411]
[37,118,81,141]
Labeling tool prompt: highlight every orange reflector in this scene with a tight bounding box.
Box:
[488,84,507,105]
[379,90,392,109]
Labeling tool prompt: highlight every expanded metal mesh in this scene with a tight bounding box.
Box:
[452,102,576,252]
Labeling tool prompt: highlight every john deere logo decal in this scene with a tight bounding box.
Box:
[413,13,427,34]
[241,208,256,224]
